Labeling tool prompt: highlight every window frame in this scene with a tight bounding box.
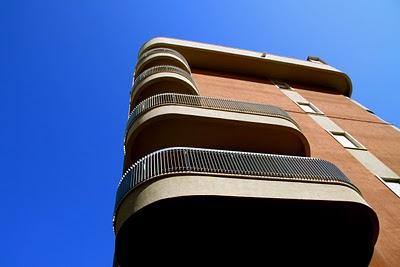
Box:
[375,175,400,198]
[296,101,324,115]
[328,131,367,150]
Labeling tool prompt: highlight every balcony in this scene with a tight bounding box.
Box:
[134,48,191,79]
[123,93,310,170]
[113,147,379,266]
[130,65,198,110]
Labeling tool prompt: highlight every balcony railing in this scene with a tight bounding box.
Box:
[135,48,190,76]
[114,147,359,222]
[126,93,298,133]
[130,65,198,110]
[133,65,195,89]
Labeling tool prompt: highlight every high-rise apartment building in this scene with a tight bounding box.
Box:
[112,38,400,266]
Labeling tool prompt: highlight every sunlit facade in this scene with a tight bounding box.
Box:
[112,38,400,266]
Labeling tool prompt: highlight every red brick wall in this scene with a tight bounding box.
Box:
[294,86,400,174]
[192,69,400,266]
[192,70,298,110]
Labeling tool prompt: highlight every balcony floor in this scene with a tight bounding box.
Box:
[115,183,377,266]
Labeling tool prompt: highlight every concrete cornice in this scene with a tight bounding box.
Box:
[139,37,353,96]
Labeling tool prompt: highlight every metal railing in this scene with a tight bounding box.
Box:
[114,147,359,222]
[126,93,298,133]
[135,48,190,73]
[132,65,196,91]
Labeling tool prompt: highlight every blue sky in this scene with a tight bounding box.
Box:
[1,0,399,266]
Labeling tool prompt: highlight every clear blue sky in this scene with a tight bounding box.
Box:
[1,0,399,266]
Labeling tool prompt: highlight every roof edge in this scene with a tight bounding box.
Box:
[138,37,353,97]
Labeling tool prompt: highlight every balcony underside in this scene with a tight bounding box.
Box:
[124,105,309,170]
[115,175,378,266]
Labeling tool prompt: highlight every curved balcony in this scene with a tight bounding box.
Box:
[130,65,198,111]
[114,147,379,266]
[123,93,310,171]
[134,48,191,79]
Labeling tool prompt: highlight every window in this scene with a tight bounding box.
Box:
[272,81,292,90]
[385,182,400,197]
[376,176,400,198]
[297,102,323,114]
[386,181,400,197]
[330,132,365,149]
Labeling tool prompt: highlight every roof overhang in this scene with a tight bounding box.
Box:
[139,37,353,96]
